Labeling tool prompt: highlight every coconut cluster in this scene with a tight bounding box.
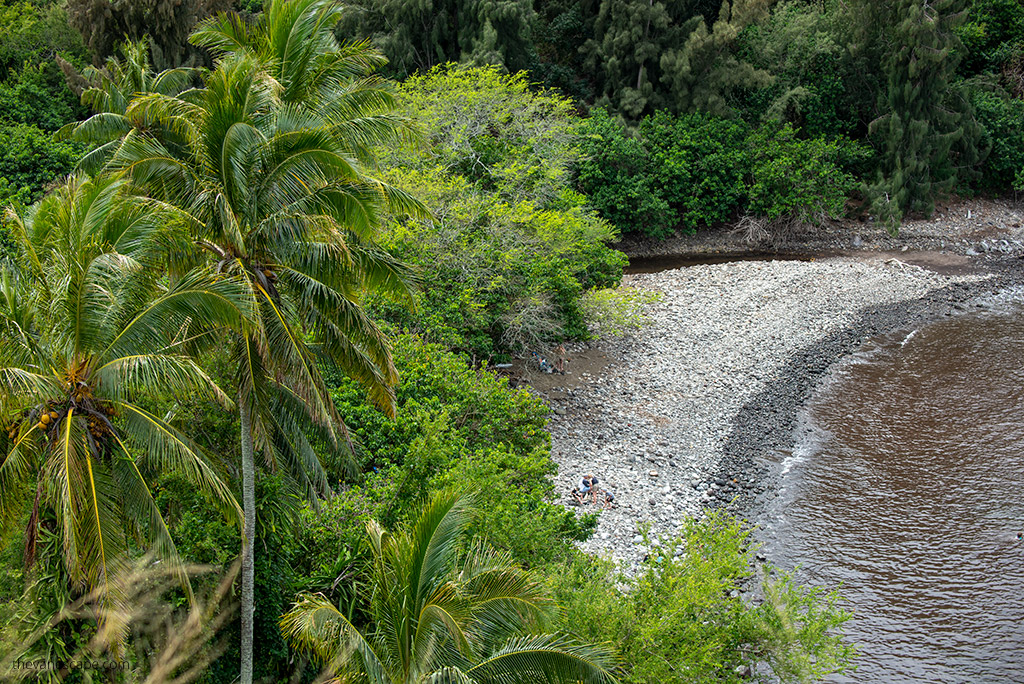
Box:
[5,378,120,445]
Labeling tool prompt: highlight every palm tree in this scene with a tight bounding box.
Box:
[282,491,619,683]
[58,38,200,174]
[96,2,427,678]
[0,174,250,639]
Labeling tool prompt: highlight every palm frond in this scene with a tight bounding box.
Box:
[422,668,478,684]
[95,354,232,409]
[0,429,40,530]
[0,368,60,415]
[466,634,619,684]
[190,10,259,56]
[407,491,474,610]
[254,282,339,430]
[115,401,241,525]
[460,545,553,644]
[262,381,354,497]
[281,593,388,682]
[109,440,195,604]
[101,268,255,362]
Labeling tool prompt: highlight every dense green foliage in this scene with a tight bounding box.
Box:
[320,334,595,565]
[577,109,863,238]
[551,513,855,682]
[746,123,865,226]
[957,0,1024,83]
[967,87,1024,190]
[0,0,86,208]
[736,1,864,138]
[371,66,626,357]
[865,0,978,226]
[4,0,1024,237]
[14,0,1024,680]
[283,491,618,683]
[0,123,81,206]
[337,0,537,78]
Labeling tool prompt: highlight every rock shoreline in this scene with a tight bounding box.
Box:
[616,196,1024,262]
[545,251,1024,569]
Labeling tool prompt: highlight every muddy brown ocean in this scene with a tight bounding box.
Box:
[762,296,1024,682]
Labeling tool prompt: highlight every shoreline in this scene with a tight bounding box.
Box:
[544,250,1024,569]
[713,257,1024,522]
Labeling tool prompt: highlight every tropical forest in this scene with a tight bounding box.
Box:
[2,0,1024,682]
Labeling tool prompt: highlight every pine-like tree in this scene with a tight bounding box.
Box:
[583,0,695,118]
[866,0,974,227]
[337,0,537,78]
[659,0,772,116]
[66,0,232,67]
[584,0,770,119]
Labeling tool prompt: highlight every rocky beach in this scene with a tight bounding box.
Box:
[539,202,1024,569]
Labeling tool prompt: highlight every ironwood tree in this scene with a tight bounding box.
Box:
[865,0,980,226]
[583,0,770,119]
[66,0,231,67]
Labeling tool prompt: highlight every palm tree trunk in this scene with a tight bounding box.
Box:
[240,393,256,684]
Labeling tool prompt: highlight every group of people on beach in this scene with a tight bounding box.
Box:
[572,474,614,508]
[533,343,568,374]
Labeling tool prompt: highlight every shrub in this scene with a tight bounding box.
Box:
[374,168,625,358]
[0,123,81,206]
[390,64,580,206]
[642,111,751,232]
[0,61,84,131]
[551,511,856,683]
[957,0,1024,84]
[315,333,595,567]
[576,108,864,241]
[581,286,662,339]
[576,109,751,238]
[745,123,864,228]
[374,66,626,357]
[0,0,88,76]
[575,109,674,237]
[969,88,1024,191]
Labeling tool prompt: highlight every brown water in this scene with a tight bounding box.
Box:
[762,297,1024,682]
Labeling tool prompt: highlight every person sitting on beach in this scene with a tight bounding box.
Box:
[570,487,586,505]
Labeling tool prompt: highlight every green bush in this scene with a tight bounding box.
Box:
[0,61,84,131]
[375,166,624,359]
[576,108,863,240]
[575,109,674,237]
[746,123,864,226]
[576,109,751,238]
[0,0,87,76]
[957,0,1024,80]
[389,64,581,206]
[0,123,81,206]
[969,88,1024,191]
[551,512,856,683]
[642,111,751,233]
[581,286,662,339]
[313,334,595,568]
[372,66,625,357]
